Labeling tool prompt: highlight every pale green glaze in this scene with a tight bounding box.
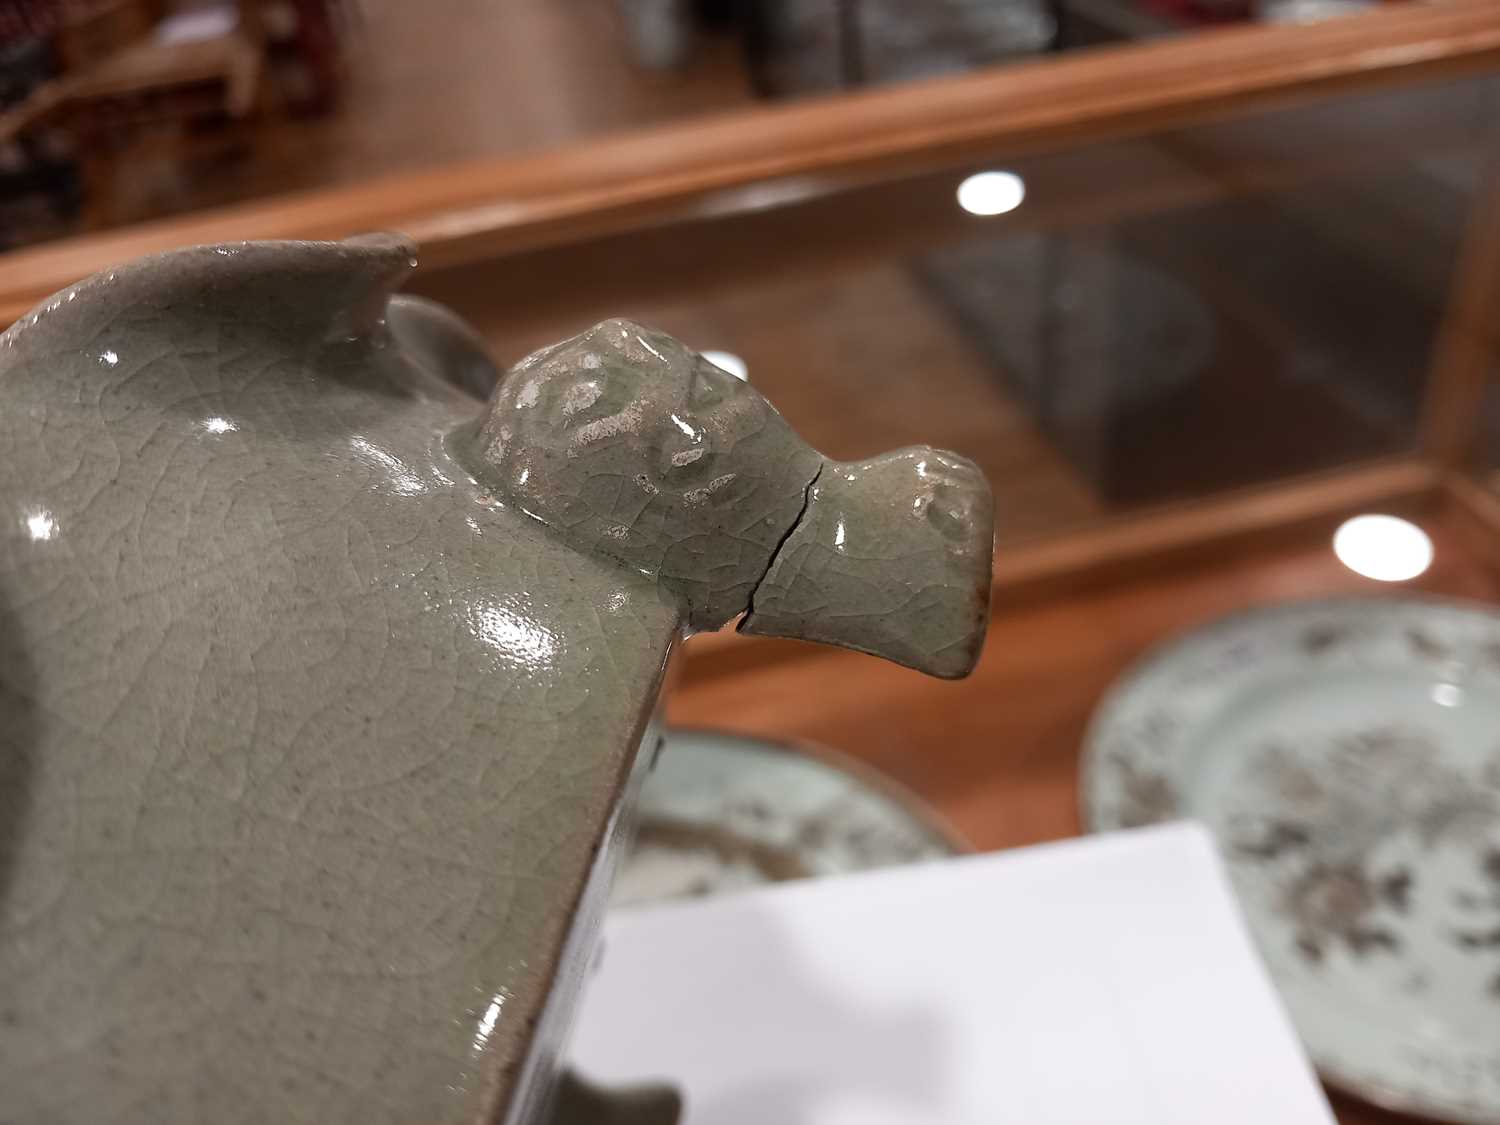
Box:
[464,321,994,673]
[740,447,993,679]
[467,318,822,633]
[0,236,994,1123]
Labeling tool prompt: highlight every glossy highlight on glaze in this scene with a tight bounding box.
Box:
[463,320,995,673]
[464,318,824,634]
[740,447,994,679]
[0,236,682,1125]
[0,235,995,1125]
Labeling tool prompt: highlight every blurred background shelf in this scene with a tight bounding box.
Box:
[0,0,753,248]
[4,0,1499,320]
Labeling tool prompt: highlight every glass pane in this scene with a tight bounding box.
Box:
[411,71,1497,545]
[0,2,1432,252]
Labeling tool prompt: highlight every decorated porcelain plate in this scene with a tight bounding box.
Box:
[613,729,965,907]
[1082,598,1500,1123]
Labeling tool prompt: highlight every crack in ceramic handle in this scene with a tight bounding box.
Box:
[459,317,995,679]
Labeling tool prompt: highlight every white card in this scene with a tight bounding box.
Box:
[569,822,1335,1125]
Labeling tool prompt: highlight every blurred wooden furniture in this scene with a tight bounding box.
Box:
[63,26,262,115]
[0,77,62,142]
[1,1,269,228]
[50,0,163,72]
[1,0,1496,311]
[5,0,753,243]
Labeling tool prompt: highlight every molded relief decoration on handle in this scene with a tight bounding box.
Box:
[463,317,995,678]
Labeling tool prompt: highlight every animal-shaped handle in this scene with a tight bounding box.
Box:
[459,318,994,678]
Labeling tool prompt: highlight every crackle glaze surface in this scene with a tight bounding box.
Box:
[740,447,993,679]
[0,236,994,1124]
[471,320,822,634]
[1083,599,1500,1123]
[0,238,682,1124]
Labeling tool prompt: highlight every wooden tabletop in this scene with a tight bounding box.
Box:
[670,505,1500,1124]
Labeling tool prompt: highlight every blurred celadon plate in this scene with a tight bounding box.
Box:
[1082,598,1500,1123]
[613,729,965,907]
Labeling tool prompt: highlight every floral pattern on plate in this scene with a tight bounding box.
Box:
[614,729,962,907]
[1082,598,1500,1123]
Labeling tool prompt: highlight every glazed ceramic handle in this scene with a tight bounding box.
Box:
[461,318,995,679]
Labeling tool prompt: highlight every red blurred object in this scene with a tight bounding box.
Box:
[1138,0,1252,25]
[0,1,60,50]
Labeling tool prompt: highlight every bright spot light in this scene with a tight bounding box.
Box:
[957,171,1025,216]
[25,511,56,541]
[701,350,749,382]
[349,436,426,496]
[471,993,506,1053]
[467,598,561,668]
[1431,683,1463,708]
[1333,515,1432,582]
[202,416,237,434]
[98,349,119,367]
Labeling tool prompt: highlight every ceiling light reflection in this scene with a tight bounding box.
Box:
[701,350,749,382]
[957,171,1025,216]
[1332,515,1432,582]
[25,511,56,541]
